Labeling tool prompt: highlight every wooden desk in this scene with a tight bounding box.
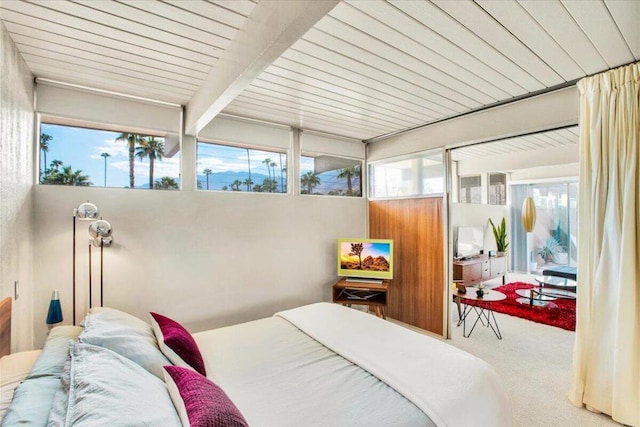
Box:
[332,279,388,319]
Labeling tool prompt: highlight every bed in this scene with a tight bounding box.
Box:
[1,302,512,426]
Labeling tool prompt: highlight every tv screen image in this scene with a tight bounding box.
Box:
[456,226,484,259]
[338,239,393,281]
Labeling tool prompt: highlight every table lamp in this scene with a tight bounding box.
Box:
[46,290,63,328]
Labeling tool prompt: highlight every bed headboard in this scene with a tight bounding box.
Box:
[0,297,11,357]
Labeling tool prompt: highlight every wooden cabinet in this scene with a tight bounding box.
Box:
[490,256,506,278]
[332,279,388,319]
[453,255,506,286]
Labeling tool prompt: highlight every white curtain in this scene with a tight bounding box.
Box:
[569,62,640,426]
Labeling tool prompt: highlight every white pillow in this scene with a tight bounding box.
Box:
[79,307,170,378]
[47,341,180,426]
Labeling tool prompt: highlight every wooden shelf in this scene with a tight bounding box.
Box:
[332,279,388,318]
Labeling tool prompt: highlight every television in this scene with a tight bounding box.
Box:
[456,226,484,259]
[338,238,393,282]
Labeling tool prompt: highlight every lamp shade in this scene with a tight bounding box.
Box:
[76,202,99,220]
[46,290,63,325]
[522,197,537,232]
[92,235,114,247]
[88,219,112,238]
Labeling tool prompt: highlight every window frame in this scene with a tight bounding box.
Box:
[195,138,289,195]
[299,151,364,198]
[368,149,445,201]
[488,172,507,205]
[38,117,181,190]
[458,174,482,204]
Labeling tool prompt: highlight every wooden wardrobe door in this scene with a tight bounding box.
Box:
[369,198,444,334]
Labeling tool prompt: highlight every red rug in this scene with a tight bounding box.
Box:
[468,282,576,331]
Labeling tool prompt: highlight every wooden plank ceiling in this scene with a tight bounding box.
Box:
[1,0,638,141]
[451,126,579,161]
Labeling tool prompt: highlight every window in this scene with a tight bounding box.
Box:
[196,141,287,193]
[39,123,180,190]
[369,150,444,199]
[300,155,361,196]
[459,175,481,203]
[488,173,507,205]
[510,181,578,274]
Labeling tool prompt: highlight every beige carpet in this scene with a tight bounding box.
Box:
[446,305,621,427]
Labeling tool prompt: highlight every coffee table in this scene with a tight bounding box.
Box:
[454,289,506,339]
[515,276,577,307]
[535,275,577,291]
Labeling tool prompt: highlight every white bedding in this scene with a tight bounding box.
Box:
[0,350,41,420]
[195,302,512,427]
[194,312,433,427]
[277,302,513,427]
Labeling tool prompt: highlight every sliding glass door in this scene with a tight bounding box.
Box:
[510,181,578,273]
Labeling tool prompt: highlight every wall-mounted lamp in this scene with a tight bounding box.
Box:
[522,197,536,232]
[88,219,113,308]
[46,290,63,329]
[72,202,99,325]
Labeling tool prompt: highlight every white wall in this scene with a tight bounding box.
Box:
[0,20,35,352]
[451,203,509,255]
[33,186,366,347]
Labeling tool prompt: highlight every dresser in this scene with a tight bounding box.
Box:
[453,255,506,286]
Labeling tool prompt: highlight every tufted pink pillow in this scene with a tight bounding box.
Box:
[150,312,206,376]
[164,366,248,427]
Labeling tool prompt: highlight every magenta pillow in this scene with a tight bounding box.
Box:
[150,312,206,376]
[164,366,248,427]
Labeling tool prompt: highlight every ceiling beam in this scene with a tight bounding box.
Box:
[184,0,339,136]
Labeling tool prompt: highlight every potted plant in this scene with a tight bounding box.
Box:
[488,217,509,256]
[475,283,487,297]
[537,237,561,264]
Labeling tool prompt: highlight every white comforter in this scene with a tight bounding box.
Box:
[195,310,431,426]
[276,303,513,427]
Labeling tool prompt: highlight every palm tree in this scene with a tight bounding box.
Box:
[278,154,285,193]
[243,178,254,192]
[262,158,272,184]
[136,137,165,189]
[100,152,111,186]
[231,179,242,191]
[262,178,277,192]
[154,176,179,190]
[40,133,52,180]
[42,164,92,186]
[246,148,252,191]
[116,133,142,188]
[301,171,320,194]
[50,159,63,171]
[337,165,361,196]
[203,168,212,190]
[270,161,277,192]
